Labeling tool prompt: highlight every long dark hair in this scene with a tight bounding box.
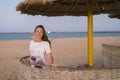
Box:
[34,25,51,45]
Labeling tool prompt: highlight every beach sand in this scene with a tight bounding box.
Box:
[0,37,120,80]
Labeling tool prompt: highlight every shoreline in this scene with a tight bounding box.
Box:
[0,36,120,41]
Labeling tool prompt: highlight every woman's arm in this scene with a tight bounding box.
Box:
[46,53,57,67]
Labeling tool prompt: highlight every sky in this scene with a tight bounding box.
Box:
[0,0,120,33]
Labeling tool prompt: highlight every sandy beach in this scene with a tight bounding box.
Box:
[0,37,120,80]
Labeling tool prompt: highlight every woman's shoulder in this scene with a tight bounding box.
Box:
[30,40,49,45]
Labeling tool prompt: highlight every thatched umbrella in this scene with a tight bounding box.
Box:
[16,0,120,17]
[16,0,120,67]
[108,14,120,19]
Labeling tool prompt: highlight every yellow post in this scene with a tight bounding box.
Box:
[87,2,93,67]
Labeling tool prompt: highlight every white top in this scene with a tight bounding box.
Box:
[29,40,51,64]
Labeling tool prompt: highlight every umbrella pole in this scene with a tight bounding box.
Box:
[87,2,93,67]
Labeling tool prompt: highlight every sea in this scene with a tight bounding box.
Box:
[0,31,120,41]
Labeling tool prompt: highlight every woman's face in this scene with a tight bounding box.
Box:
[35,27,43,39]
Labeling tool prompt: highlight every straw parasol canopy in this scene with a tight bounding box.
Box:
[16,0,120,18]
[108,14,120,19]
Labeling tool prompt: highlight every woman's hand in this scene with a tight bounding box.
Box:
[50,63,57,68]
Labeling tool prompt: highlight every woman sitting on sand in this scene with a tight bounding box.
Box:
[30,25,56,68]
